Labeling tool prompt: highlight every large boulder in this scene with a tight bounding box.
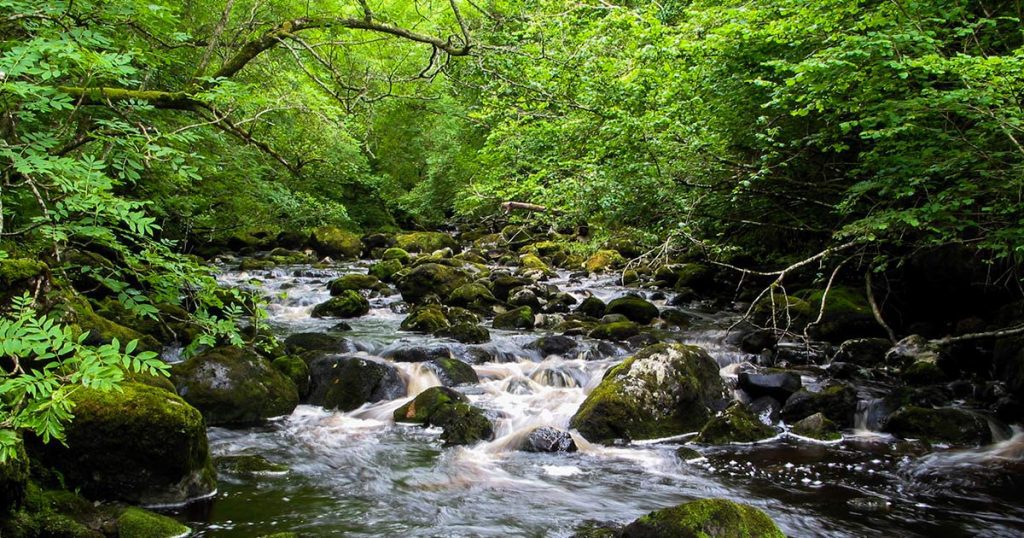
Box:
[570,344,725,443]
[395,232,459,253]
[310,226,362,259]
[606,296,660,325]
[882,406,994,446]
[171,346,299,426]
[29,383,215,505]
[311,290,370,318]
[396,263,470,304]
[801,286,882,343]
[307,356,405,411]
[394,387,494,445]
[621,498,785,538]
[693,402,776,444]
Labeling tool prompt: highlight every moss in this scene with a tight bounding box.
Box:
[576,296,607,318]
[171,346,299,426]
[428,357,480,385]
[310,290,370,318]
[0,435,29,513]
[216,455,289,477]
[400,305,451,333]
[307,356,405,411]
[790,412,842,441]
[59,295,162,353]
[369,259,404,282]
[520,253,551,272]
[673,263,713,289]
[328,274,381,295]
[694,402,775,444]
[117,507,190,538]
[901,361,947,385]
[436,322,490,344]
[623,498,785,538]
[394,387,492,445]
[238,258,277,271]
[584,250,625,273]
[381,247,411,264]
[493,306,534,330]
[588,321,640,341]
[798,286,880,343]
[446,283,498,313]
[0,258,46,287]
[30,382,215,505]
[310,226,362,259]
[395,232,458,253]
[395,386,468,423]
[882,406,992,446]
[396,263,470,304]
[272,355,310,396]
[570,344,725,443]
[606,296,660,325]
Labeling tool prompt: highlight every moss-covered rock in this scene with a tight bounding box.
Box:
[489,275,533,301]
[436,323,491,344]
[584,250,625,273]
[882,406,993,446]
[0,436,29,513]
[369,259,404,282]
[790,412,842,441]
[171,346,299,426]
[0,258,47,288]
[310,226,362,259]
[328,274,381,295]
[800,286,881,343]
[588,321,640,341]
[493,306,535,330]
[780,384,858,427]
[394,387,493,446]
[606,296,660,325]
[520,253,551,273]
[400,305,451,333]
[446,283,499,313]
[396,263,470,304]
[284,332,347,353]
[117,507,190,538]
[29,383,215,505]
[59,296,162,353]
[694,402,775,444]
[577,296,607,318]
[901,360,947,385]
[395,232,458,253]
[427,357,480,386]
[570,344,725,443]
[311,290,370,318]
[272,355,310,396]
[307,356,405,411]
[621,498,785,538]
[673,263,714,290]
[381,247,411,264]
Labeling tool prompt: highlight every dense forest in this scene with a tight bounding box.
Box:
[2,0,1024,536]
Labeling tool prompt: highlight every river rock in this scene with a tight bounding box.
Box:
[397,263,470,303]
[369,259,404,281]
[584,250,625,273]
[446,283,500,313]
[328,274,382,295]
[570,343,725,443]
[790,412,841,441]
[521,427,577,453]
[171,346,299,426]
[780,384,858,427]
[384,346,453,363]
[832,338,891,367]
[215,455,289,477]
[437,322,491,344]
[737,371,802,403]
[394,387,493,445]
[493,306,535,330]
[885,334,943,367]
[427,357,480,386]
[526,335,578,357]
[310,226,362,259]
[694,402,775,444]
[395,231,459,253]
[588,321,640,341]
[28,383,216,505]
[272,355,310,397]
[401,304,451,333]
[882,406,994,446]
[490,274,533,301]
[576,296,607,318]
[307,356,405,411]
[117,507,192,538]
[509,287,543,310]
[381,247,410,263]
[606,296,660,324]
[284,332,349,353]
[620,498,785,538]
[311,290,370,318]
[545,292,578,313]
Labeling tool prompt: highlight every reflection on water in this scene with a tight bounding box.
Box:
[170,263,1024,537]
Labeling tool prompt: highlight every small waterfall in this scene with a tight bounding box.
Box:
[394,362,443,397]
[853,398,888,434]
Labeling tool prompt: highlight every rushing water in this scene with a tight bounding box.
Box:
[169,261,1024,537]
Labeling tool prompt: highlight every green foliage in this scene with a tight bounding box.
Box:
[0,294,168,461]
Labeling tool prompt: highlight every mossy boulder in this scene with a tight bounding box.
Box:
[901,360,947,385]
[284,332,347,353]
[394,387,493,446]
[328,274,381,295]
[396,263,470,304]
[272,355,310,396]
[882,406,993,446]
[606,296,660,325]
[310,226,362,259]
[621,498,785,538]
[584,250,625,273]
[400,305,451,333]
[369,259,404,282]
[29,383,215,505]
[694,402,775,444]
[0,436,29,513]
[570,344,725,443]
[800,286,881,343]
[427,357,480,386]
[395,232,459,253]
[790,412,841,441]
[588,321,640,341]
[436,323,491,344]
[307,356,405,411]
[311,290,370,318]
[171,346,298,426]
[117,507,190,538]
[60,296,161,353]
[446,283,499,313]
[780,384,858,427]
[493,306,535,330]
[381,247,411,264]
[673,263,714,290]
[520,253,551,273]
[577,296,607,318]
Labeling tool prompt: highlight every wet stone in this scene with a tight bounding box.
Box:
[520,427,577,453]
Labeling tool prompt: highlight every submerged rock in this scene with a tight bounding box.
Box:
[620,498,785,538]
[521,427,577,453]
[307,356,405,411]
[311,290,370,318]
[394,387,493,445]
[882,406,994,446]
[117,507,191,538]
[694,402,775,444]
[216,455,289,477]
[171,346,299,426]
[29,383,216,505]
[570,344,725,443]
[588,321,640,341]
